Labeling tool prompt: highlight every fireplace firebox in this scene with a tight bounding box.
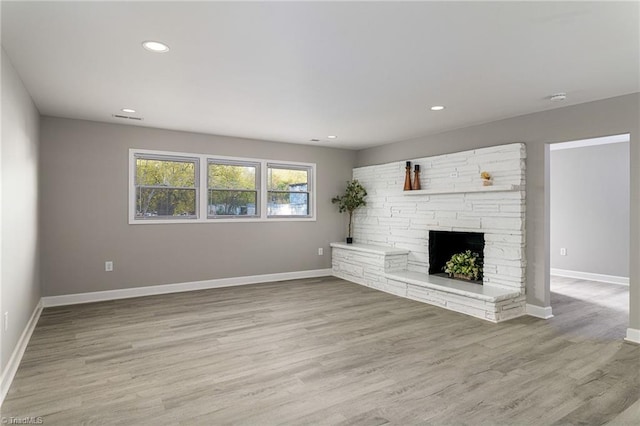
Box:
[428,231,485,283]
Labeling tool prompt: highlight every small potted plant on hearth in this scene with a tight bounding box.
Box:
[444,250,482,281]
[332,179,367,244]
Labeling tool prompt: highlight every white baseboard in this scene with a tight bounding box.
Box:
[526,304,554,319]
[625,328,640,344]
[42,269,332,307]
[550,268,629,286]
[0,300,43,407]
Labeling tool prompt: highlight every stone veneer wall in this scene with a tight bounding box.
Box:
[351,143,526,292]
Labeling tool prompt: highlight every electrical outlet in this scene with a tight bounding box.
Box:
[105,261,114,271]
[318,248,324,256]
[450,171,459,178]
[4,312,8,332]
[560,248,567,256]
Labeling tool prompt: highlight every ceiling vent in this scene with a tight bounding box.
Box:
[112,114,143,121]
[549,93,567,102]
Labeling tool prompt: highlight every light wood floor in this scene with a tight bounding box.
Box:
[1,276,638,425]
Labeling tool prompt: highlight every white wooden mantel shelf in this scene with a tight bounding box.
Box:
[402,184,522,196]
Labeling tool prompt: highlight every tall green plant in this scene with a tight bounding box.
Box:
[331,180,367,239]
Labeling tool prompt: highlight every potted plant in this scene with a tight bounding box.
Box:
[481,171,492,186]
[444,250,482,281]
[332,179,367,244]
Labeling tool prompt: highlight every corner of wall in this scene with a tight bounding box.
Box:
[0,300,43,407]
[1,46,43,386]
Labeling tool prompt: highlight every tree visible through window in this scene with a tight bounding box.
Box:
[135,155,198,219]
[267,165,310,217]
[208,161,259,217]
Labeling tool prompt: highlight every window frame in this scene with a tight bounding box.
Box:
[129,149,316,224]
[131,151,200,223]
[207,159,261,219]
[266,163,313,219]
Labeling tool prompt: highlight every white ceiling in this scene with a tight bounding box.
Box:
[2,1,638,150]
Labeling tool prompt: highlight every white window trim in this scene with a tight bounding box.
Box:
[208,158,261,219]
[129,149,316,224]
[266,162,314,219]
[131,152,200,222]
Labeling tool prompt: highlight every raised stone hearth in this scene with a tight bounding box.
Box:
[331,143,527,322]
[331,242,525,322]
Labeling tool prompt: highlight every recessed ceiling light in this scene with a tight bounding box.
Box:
[121,108,136,113]
[327,135,337,139]
[549,93,567,101]
[142,40,170,53]
[430,105,445,111]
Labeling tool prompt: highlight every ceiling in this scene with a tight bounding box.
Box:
[2,1,638,150]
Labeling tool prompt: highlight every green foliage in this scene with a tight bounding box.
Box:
[135,159,311,218]
[444,250,482,280]
[332,180,367,238]
[268,168,308,190]
[209,190,256,216]
[209,164,256,190]
[208,164,258,216]
[331,180,367,213]
[136,158,196,187]
[136,158,197,217]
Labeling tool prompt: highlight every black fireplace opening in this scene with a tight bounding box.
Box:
[429,231,485,283]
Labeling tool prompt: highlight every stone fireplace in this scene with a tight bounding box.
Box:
[331,143,527,322]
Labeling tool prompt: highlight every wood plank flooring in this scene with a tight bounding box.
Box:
[1,276,638,425]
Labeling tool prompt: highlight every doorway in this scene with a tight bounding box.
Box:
[548,134,630,337]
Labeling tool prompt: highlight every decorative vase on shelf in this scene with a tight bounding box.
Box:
[413,164,421,190]
[404,161,413,191]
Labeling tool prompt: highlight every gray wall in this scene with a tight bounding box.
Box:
[355,93,640,332]
[39,117,356,296]
[1,48,41,372]
[550,142,630,277]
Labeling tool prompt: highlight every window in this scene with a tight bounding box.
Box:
[134,154,198,220]
[208,160,260,218]
[129,149,315,223]
[267,164,311,217]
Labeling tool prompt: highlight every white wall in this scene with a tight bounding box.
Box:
[551,141,630,278]
[0,48,41,374]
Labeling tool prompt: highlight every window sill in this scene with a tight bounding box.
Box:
[129,217,317,225]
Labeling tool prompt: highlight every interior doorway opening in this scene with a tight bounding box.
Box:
[548,134,630,338]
